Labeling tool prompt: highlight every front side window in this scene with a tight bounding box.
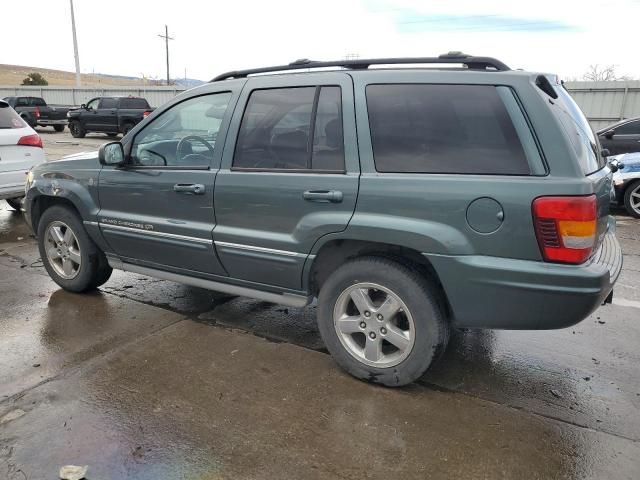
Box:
[615,120,640,135]
[86,98,100,110]
[366,84,531,175]
[131,92,231,168]
[16,98,29,107]
[30,97,46,107]
[233,86,344,171]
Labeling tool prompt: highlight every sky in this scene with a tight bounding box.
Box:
[1,0,638,81]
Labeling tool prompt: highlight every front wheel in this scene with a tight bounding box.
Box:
[53,124,65,132]
[623,180,640,218]
[317,257,449,387]
[37,205,112,292]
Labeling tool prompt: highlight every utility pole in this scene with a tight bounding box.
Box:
[158,25,174,85]
[69,0,81,86]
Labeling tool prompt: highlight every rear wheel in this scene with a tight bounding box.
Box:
[69,120,86,138]
[107,132,119,138]
[623,180,640,218]
[37,205,112,292]
[317,257,449,387]
[53,124,65,132]
[6,198,23,211]
[122,122,135,135]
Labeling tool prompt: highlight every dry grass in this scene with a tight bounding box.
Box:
[0,64,148,87]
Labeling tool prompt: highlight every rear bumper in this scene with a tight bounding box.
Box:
[425,219,622,330]
[38,119,67,126]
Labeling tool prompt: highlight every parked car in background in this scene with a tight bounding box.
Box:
[67,96,154,138]
[23,54,621,387]
[2,96,70,132]
[598,117,640,156]
[0,100,45,210]
[610,152,640,218]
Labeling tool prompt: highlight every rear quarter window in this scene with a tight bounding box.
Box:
[366,84,532,175]
[0,104,27,129]
[120,98,150,109]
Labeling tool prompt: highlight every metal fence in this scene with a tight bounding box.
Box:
[0,85,186,108]
[564,80,640,131]
[2,81,640,131]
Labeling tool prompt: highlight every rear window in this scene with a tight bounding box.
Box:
[120,98,150,109]
[0,104,27,129]
[550,84,604,175]
[366,84,531,175]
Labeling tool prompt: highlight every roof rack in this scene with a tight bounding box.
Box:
[211,52,510,82]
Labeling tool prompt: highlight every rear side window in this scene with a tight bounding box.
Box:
[120,98,150,109]
[366,84,531,175]
[233,86,344,171]
[100,98,118,109]
[0,104,27,129]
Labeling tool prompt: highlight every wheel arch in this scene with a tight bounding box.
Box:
[304,238,453,320]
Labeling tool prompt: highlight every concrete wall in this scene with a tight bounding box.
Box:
[3,81,640,131]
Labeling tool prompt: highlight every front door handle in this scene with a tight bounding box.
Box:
[303,190,343,203]
[174,183,205,195]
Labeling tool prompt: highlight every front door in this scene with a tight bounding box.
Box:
[94,97,118,132]
[97,89,239,276]
[214,73,359,290]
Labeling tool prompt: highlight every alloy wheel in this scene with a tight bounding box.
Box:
[45,221,82,279]
[333,282,415,368]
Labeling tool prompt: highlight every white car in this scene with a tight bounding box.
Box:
[0,99,46,210]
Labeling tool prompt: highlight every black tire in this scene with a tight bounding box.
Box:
[623,180,640,219]
[317,257,449,387]
[69,120,86,138]
[37,205,112,292]
[107,132,119,138]
[53,124,65,132]
[122,122,135,135]
[6,197,23,211]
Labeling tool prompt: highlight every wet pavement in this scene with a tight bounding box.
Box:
[1,175,640,478]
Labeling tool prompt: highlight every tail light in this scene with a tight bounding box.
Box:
[532,195,597,265]
[143,110,151,118]
[18,134,43,148]
[34,106,41,119]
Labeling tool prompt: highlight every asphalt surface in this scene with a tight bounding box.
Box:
[0,130,639,479]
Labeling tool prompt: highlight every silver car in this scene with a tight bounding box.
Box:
[611,152,640,218]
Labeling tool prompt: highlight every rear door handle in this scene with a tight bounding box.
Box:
[173,183,205,195]
[303,190,343,203]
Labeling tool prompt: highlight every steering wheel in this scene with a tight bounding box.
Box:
[176,135,215,163]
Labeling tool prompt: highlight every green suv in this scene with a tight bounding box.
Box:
[24,54,622,386]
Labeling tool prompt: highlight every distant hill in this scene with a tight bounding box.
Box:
[0,64,203,88]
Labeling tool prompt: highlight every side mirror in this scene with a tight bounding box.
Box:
[604,129,615,139]
[99,142,125,166]
[609,159,624,173]
[80,103,86,110]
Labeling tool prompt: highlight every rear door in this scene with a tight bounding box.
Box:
[611,120,640,155]
[213,73,359,290]
[98,87,239,275]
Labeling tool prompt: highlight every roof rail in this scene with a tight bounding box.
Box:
[211,52,510,82]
